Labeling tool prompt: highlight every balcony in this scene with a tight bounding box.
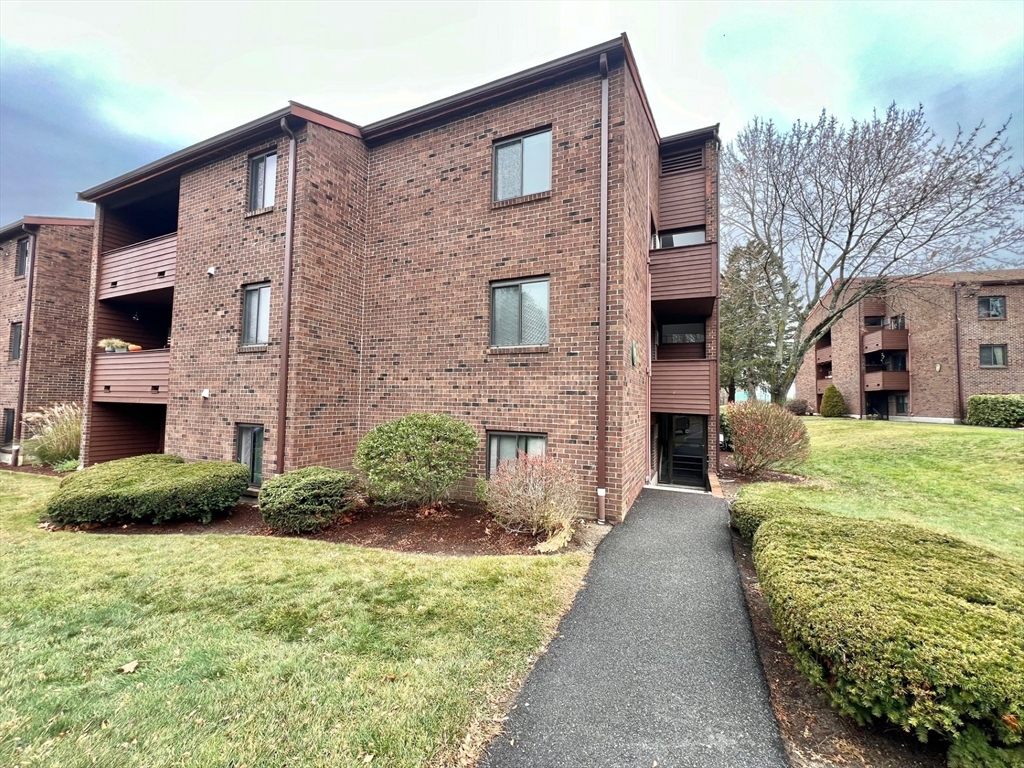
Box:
[861,296,887,316]
[862,328,909,354]
[650,243,715,303]
[92,348,170,404]
[816,378,833,394]
[815,345,832,364]
[863,370,910,392]
[650,359,714,414]
[98,233,177,301]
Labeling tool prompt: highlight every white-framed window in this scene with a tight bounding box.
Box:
[980,345,1007,368]
[487,431,547,477]
[491,277,549,347]
[242,283,271,345]
[656,228,705,249]
[494,129,552,201]
[978,296,1006,319]
[248,152,277,210]
[9,322,22,361]
[236,424,264,486]
[15,238,29,276]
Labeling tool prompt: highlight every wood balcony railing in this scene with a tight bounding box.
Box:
[815,345,832,365]
[863,370,910,392]
[816,378,833,394]
[650,359,714,414]
[862,328,909,354]
[92,348,170,404]
[650,243,715,302]
[98,233,177,301]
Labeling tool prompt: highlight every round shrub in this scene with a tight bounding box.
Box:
[966,394,1024,429]
[753,516,1024,750]
[785,398,809,417]
[354,413,478,506]
[820,384,847,418]
[259,466,357,533]
[486,454,581,543]
[44,454,250,526]
[724,400,810,474]
[730,495,825,542]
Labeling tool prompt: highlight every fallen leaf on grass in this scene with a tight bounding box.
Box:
[119,660,139,674]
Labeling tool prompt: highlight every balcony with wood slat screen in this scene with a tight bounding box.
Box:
[92,349,170,404]
[650,359,714,414]
[97,233,177,301]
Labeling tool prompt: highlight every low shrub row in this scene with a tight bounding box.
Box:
[748,508,1024,761]
[730,496,823,541]
[966,394,1024,429]
[258,466,357,533]
[45,454,249,526]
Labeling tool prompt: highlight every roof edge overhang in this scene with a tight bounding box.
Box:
[0,216,94,242]
[660,124,720,152]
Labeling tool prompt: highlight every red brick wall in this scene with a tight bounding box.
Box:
[888,285,958,419]
[0,235,28,416]
[956,280,1024,404]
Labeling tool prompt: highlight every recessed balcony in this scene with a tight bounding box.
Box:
[815,345,832,365]
[862,328,909,354]
[863,370,910,392]
[98,233,177,301]
[92,348,169,404]
[650,359,714,414]
[650,243,715,303]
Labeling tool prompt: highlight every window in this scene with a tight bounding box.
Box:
[657,228,705,249]
[487,431,546,477]
[980,345,1007,367]
[9,322,22,361]
[242,283,271,345]
[494,129,551,201]
[888,314,906,330]
[2,409,14,446]
[491,277,549,347]
[248,152,277,210]
[978,296,1006,319]
[864,316,884,327]
[896,395,909,415]
[15,238,29,277]
[236,424,264,486]
[661,323,705,344]
[887,353,907,372]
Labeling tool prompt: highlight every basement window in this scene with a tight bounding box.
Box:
[487,431,546,477]
[236,424,264,487]
[248,152,277,211]
[980,345,1007,368]
[494,129,552,202]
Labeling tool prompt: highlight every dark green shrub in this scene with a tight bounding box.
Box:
[820,384,847,417]
[785,398,809,416]
[259,466,357,533]
[354,413,478,506]
[966,395,1024,429]
[44,454,250,526]
[948,726,1024,767]
[719,408,732,451]
[754,516,1024,748]
[730,495,825,542]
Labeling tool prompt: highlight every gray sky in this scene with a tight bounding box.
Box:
[1,0,1022,224]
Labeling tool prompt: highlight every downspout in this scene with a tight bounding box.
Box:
[276,117,298,475]
[12,226,38,466]
[596,53,610,524]
[646,169,652,483]
[953,283,965,422]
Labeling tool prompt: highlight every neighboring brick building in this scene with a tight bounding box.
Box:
[795,269,1024,422]
[77,36,720,520]
[0,216,94,463]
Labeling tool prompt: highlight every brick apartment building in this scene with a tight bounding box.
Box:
[0,216,94,463]
[76,35,720,521]
[796,269,1024,422]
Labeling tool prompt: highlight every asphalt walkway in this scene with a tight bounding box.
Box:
[481,488,788,768]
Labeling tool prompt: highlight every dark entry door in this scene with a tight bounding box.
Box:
[659,414,707,488]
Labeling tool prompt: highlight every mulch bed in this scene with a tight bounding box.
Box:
[718,451,805,499]
[80,500,606,557]
[733,532,946,768]
[3,463,63,477]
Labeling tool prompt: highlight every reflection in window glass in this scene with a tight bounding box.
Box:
[661,323,705,344]
[494,130,551,201]
[658,229,705,249]
[980,345,1007,367]
[522,131,552,195]
[491,278,549,346]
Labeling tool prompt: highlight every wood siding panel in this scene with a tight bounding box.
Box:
[92,349,169,404]
[650,243,714,301]
[862,328,909,353]
[817,378,832,394]
[815,346,833,364]
[87,403,165,465]
[861,296,887,316]
[657,343,705,360]
[864,370,910,391]
[658,170,705,230]
[650,360,714,414]
[98,234,177,300]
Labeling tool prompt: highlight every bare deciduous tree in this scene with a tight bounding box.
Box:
[722,104,1024,403]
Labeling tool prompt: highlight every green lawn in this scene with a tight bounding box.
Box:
[738,418,1024,560]
[0,471,589,768]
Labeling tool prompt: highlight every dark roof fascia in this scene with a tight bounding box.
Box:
[660,124,721,152]
[0,216,94,242]
[361,36,628,144]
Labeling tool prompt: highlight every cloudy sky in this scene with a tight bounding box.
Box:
[1,0,1022,224]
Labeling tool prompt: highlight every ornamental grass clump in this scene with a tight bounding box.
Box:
[485,454,580,551]
[44,454,249,526]
[354,413,477,507]
[259,466,358,533]
[753,515,1024,756]
[724,400,810,474]
[21,401,81,466]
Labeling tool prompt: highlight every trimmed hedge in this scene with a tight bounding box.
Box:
[354,413,477,506]
[966,394,1024,429]
[259,466,357,533]
[44,454,250,526]
[948,726,1024,767]
[820,384,847,417]
[753,516,1024,749]
[730,496,825,542]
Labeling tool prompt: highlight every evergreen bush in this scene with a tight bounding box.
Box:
[966,394,1024,429]
[820,384,847,418]
[730,495,825,542]
[259,466,357,533]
